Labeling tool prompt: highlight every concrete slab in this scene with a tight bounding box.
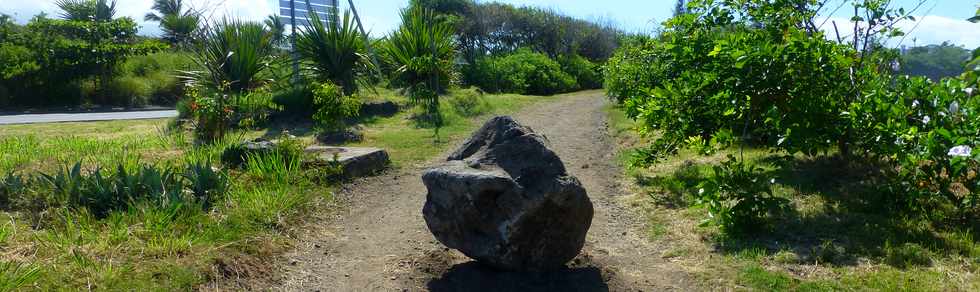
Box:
[305,146,390,178]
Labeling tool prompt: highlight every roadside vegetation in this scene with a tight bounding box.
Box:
[605,0,980,290]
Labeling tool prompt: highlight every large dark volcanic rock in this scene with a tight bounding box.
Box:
[421,116,594,271]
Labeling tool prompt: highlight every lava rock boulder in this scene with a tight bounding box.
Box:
[421,116,593,271]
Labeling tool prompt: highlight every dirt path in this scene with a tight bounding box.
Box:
[272,92,693,291]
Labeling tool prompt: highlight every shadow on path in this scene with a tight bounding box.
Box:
[427,261,609,292]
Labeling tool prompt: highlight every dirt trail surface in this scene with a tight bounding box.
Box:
[272,92,693,291]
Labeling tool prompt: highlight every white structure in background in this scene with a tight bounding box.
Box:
[279,0,378,83]
[279,0,339,28]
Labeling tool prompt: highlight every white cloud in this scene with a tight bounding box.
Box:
[818,15,980,48]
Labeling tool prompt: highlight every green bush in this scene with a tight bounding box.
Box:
[447,88,490,117]
[610,0,980,230]
[312,82,361,132]
[107,75,153,106]
[114,51,195,105]
[603,36,656,103]
[232,90,281,129]
[696,155,789,234]
[468,49,578,95]
[560,54,603,90]
[272,84,316,117]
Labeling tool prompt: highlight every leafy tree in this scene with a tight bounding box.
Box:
[296,11,368,95]
[606,0,980,231]
[4,2,166,105]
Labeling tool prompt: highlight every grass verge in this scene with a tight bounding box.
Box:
[0,88,565,290]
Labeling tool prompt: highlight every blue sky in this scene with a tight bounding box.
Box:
[3,0,979,47]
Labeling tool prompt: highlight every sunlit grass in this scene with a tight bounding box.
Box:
[0,88,568,290]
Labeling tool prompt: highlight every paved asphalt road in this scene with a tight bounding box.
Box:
[0,110,178,125]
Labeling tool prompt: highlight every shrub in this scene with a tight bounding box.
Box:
[312,82,361,132]
[447,88,490,117]
[107,75,153,106]
[559,54,603,90]
[185,84,233,142]
[468,49,578,95]
[272,84,316,117]
[696,155,789,234]
[603,37,656,103]
[232,89,281,129]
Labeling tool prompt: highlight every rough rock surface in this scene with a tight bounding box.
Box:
[421,116,594,271]
[315,126,364,144]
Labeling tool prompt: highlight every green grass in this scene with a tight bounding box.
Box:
[605,104,980,291]
[0,88,565,290]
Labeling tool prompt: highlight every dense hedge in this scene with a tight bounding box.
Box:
[559,55,603,90]
[466,49,578,95]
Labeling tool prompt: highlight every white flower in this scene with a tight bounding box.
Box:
[891,60,901,71]
[777,137,786,145]
[948,145,972,157]
[966,88,975,97]
[770,178,776,184]
[912,100,920,108]
[698,188,705,195]
[949,101,960,115]
[922,115,931,124]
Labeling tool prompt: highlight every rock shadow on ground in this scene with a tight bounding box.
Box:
[406,249,615,292]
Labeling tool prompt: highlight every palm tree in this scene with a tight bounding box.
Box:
[144,0,183,22]
[264,15,287,46]
[144,0,198,46]
[55,0,116,21]
[161,14,200,46]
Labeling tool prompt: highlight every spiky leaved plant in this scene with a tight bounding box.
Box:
[383,6,456,138]
[296,9,369,95]
[191,18,275,93]
[383,6,456,101]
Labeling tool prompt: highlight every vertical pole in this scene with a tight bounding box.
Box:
[291,0,300,84]
[347,0,383,79]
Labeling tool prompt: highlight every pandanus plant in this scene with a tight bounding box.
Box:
[383,6,456,103]
[296,9,371,95]
[190,18,275,93]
